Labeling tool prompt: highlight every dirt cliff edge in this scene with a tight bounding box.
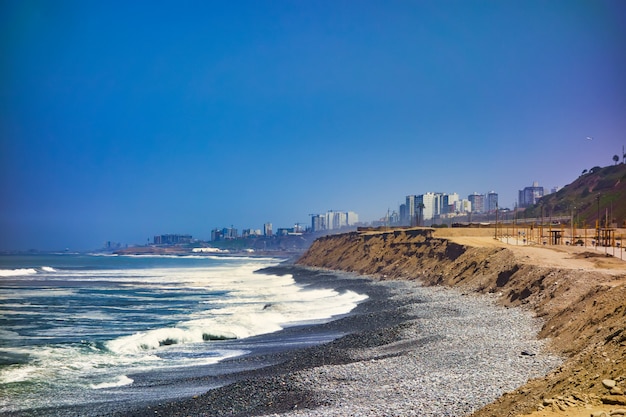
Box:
[296,228,626,417]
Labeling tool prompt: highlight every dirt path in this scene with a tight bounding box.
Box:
[445,235,626,276]
[523,405,622,417]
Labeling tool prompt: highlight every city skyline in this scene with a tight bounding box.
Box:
[0,171,611,250]
[103,184,533,248]
[1,1,624,250]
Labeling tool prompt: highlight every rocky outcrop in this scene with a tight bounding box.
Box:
[296,228,626,417]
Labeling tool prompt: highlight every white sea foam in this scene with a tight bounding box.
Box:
[0,256,367,414]
[191,247,227,253]
[90,375,134,389]
[0,329,22,339]
[77,310,115,321]
[105,270,367,355]
[0,288,77,299]
[0,363,39,384]
[0,344,159,386]
[0,268,38,277]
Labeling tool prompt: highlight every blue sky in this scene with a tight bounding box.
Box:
[1,0,625,250]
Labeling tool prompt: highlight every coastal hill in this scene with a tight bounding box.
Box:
[297,227,626,416]
[523,163,626,226]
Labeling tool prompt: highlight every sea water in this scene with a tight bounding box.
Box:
[0,253,367,414]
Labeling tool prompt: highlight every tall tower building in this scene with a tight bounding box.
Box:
[406,195,417,226]
[399,203,408,225]
[486,191,498,213]
[468,193,485,213]
[518,182,544,208]
[442,193,459,215]
[346,211,359,226]
[416,192,438,222]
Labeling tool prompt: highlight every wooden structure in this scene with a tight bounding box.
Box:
[549,230,562,245]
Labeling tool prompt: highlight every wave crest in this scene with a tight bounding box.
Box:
[0,268,38,277]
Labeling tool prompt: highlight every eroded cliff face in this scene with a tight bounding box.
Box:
[296,229,626,417]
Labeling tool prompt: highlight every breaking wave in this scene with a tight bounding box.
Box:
[0,266,57,277]
[0,268,38,277]
[105,287,366,354]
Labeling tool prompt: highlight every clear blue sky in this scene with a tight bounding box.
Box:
[1,0,625,250]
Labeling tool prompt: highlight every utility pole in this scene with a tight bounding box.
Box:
[570,205,575,245]
[494,203,499,240]
[596,194,601,247]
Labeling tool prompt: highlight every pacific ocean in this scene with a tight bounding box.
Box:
[0,254,367,416]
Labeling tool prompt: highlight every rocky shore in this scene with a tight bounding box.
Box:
[297,227,626,416]
[98,227,625,417]
[104,265,561,417]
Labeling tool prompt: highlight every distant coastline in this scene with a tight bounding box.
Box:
[111,245,299,259]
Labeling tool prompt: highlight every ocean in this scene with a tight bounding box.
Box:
[0,253,367,415]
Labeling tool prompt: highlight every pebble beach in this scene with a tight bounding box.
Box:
[107,265,562,417]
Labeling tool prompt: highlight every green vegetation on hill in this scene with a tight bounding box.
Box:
[523,164,626,227]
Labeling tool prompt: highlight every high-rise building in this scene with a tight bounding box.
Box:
[222,227,238,240]
[399,203,408,225]
[416,192,438,221]
[311,215,325,232]
[211,229,223,241]
[518,182,544,208]
[486,191,498,213]
[329,211,350,229]
[242,229,262,238]
[442,193,459,215]
[346,211,359,225]
[468,193,485,213]
[406,195,417,226]
[452,199,472,213]
[263,223,273,237]
[460,199,472,213]
[310,210,359,232]
[153,234,192,245]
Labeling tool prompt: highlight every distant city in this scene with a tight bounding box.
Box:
[104,209,361,252]
[104,181,559,251]
[373,181,559,228]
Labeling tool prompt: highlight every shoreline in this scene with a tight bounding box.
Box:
[297,228,626,416]
[18,227,625,417]
[102,264,560,417]
[9,266,388,417]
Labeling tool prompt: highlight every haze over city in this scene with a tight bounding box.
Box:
[1,1,625,251]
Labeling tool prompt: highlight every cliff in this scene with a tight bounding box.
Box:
[296,228,626,416]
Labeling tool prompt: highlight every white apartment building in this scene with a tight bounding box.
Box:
[402,192,479,224]
[311,210,359,232]
[454,199,472,213]
[405,195,417,225]
[326,211,346,229]
[347,211,359,225]
[416,192,440,221]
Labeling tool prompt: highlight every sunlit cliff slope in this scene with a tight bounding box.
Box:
[297,228,626,416]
